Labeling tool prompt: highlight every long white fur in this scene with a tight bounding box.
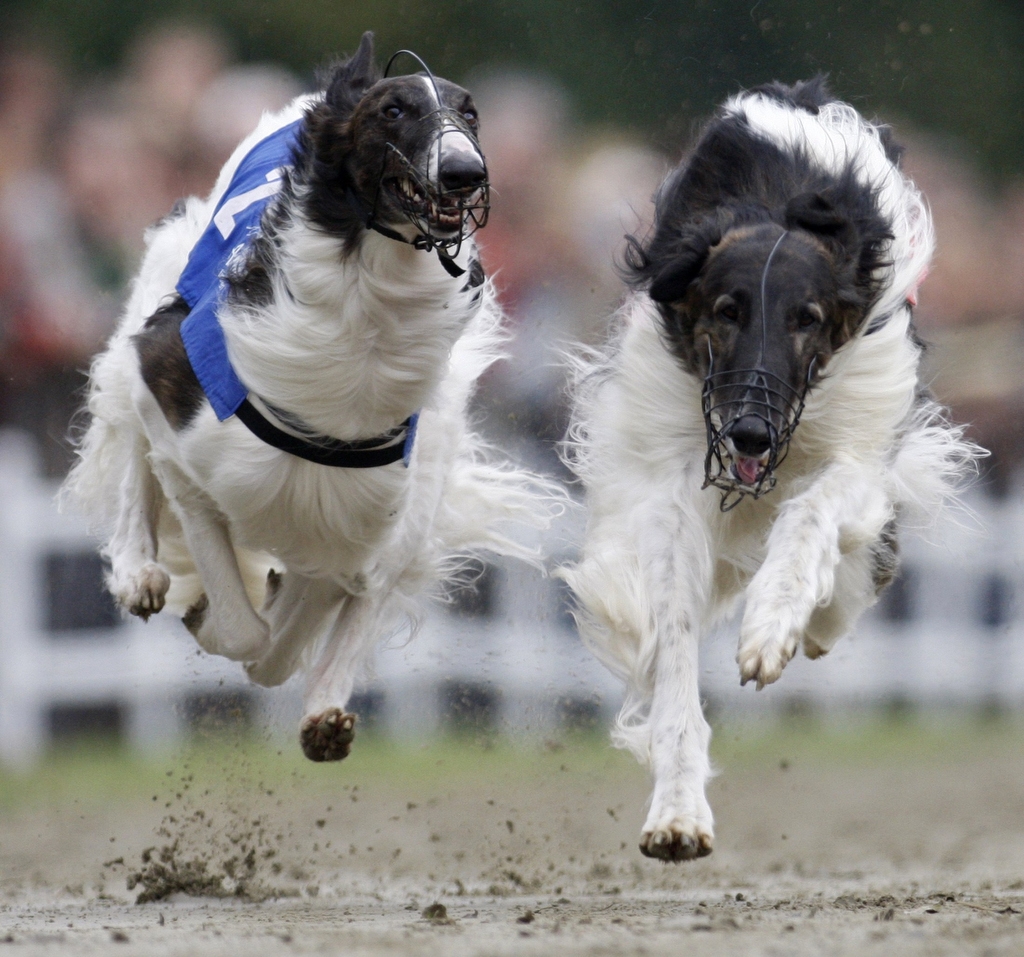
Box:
[63,95,562,735]
[560,91,978,859]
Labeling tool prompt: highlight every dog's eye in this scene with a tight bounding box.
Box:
[383,105,404,120]
[798,303,824,329]
[714,296,739,322]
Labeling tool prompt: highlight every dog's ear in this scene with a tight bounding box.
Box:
[648,218,723,303]
[785,191,858,248]
[325,32,380,112]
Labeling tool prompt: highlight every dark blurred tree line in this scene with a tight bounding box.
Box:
[1,0,1022,181]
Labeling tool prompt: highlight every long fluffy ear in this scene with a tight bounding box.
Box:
[324,32,380,112]
[787,188,894,310]
[785,191,858,248]
[647,217,723,303]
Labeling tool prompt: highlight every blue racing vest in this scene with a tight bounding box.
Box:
[174,118,416,468]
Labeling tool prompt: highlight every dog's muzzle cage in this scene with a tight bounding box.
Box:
[362,49,491,260]
[701,361,814,511]
[373,115,490,258]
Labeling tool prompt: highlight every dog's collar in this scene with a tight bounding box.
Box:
[237,397,417,469]
[175,118,417,469]
[343,184,466,278]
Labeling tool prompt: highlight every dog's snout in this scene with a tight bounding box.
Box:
[729,415,772,456]
[438,153,486,192]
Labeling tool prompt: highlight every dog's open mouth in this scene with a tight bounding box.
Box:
[389,177,483,234]
[731,453,769,488]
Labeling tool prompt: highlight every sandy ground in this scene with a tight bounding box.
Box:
[2,720,1024,956]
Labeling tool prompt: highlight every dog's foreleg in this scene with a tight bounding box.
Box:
[639,623,714,862]
[156,464,270,662]
[106,431,170,620]
[245,572,346,687]
[738,458,891,688]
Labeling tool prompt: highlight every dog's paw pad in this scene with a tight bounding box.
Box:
[802,635,830,660]
[182,593,209,637]
[120,564,171,621]
[639,824,713,863]
[300,710,356,762]
[262,569,283,611]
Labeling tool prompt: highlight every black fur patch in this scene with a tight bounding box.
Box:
[871,520,900,594]
[134,296,206,431]
[462,256,484,291]
[225,195,293,312]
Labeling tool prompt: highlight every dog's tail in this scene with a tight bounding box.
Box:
[60,337,139,535]
[889,397,986,533]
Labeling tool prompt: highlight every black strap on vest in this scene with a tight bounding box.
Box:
[235,398,411,468]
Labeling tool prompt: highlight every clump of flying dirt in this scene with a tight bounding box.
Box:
[128,840,239,904]
[127,810,293,904]
[125,748,305,905]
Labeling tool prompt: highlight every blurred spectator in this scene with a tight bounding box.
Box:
[0,24,303,477]
[566,140,666,325]
[62,93,180,290]
[470,70,663,475]
[0,42,117,475]
[123,22,230,197]
[905,142,1024,495]
[191,64,303,177]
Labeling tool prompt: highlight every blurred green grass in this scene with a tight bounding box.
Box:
[1,714,1019,811]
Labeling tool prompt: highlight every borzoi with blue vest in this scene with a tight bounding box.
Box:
[63,33,560,761]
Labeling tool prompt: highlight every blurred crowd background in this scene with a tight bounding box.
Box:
[0,0,1022,485]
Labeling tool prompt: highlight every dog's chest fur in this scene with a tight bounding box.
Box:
[224,220,477,438]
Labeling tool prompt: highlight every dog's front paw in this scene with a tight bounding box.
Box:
[737,594,805,689]
[300,709,356,762]
[114,563,170,621]
[736,621,799,689]
[639,819,713,863]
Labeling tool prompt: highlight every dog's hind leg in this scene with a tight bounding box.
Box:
[297,593,383,762]
[803,546,878,659]
[245,572,346,687]
[803,524,895,659]
[738,459,891,688]
[155,463,270,662]
[106,430,170,620]
[639,622,715,862]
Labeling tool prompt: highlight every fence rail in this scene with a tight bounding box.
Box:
[0,427,1017,765]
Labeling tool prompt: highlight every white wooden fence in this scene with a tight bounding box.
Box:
[0,425,1018,765]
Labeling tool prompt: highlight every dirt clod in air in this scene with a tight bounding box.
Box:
[422,902,453,924]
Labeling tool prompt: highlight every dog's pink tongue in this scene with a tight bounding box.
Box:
[735,456,762,486]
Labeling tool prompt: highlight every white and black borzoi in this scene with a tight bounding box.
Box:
[560,77,978,861]
[63,33,558,761]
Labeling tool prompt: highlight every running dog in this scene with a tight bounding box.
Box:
[560,78,978,861]
[63,33,558,761]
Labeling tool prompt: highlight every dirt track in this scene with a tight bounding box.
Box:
[2,720,1024,955]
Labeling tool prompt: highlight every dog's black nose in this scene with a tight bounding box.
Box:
[730,415,772,456]
[438,154,486,192]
